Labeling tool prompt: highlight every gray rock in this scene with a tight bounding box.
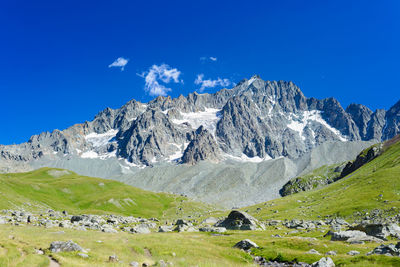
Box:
[131,224,151,234]
[109,254,118,262]
[129,262,140,267]
[347,250,360,256]
[233,239,258,250]
[49,240,84,253]
[307,249,320,255]
[325,230,382,243]
[199,227,226,233]
[350,223,400,240]
[158,225,173,232]
[367,242,400,256]
[311,257,335,267]
[215,210,260,230]
[182,126,220,164]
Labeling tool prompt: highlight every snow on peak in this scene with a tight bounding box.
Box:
[85,129,118,147]
[172,108,221,134]
[287,110,347,142]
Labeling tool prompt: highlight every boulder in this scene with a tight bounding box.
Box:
[158,225,173,232]
[131,224,151,234]
[199,227,226,233]
[49,240,84,253]
[233,239,259,250]
[347,250,360,256]
[350,223,400,240]
[311,257,335,267]
[367,242,400,256]
[325,230,382,243]
[215,210,260,230]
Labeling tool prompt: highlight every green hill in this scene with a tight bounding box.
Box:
[0,167,212,219]
[245,135,400,221]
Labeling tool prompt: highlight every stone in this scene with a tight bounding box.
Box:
[325,251,337,256]
[158,225,173,232]
[49,240,84,253]
[233,239,259,250]
[129,262,140,267]
[311,257,335,267]
[199,227,226,233]
[325,230,382,243]
[109,255,118,262]
[367,242,400,256]
[215,210,260,230]
[78,253,89,258]
[307,249,320,255]
[131,224,151,234]
[350,223,400,240]
[347,250,360,256]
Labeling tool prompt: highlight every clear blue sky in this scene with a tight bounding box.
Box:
[1,0,399,145]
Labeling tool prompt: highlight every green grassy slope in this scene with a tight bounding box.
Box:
[0,167,213,219]
[245,136,400,221]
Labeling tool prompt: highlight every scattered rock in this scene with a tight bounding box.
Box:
[199,227,226,233]
[78,253,89,258]
[158,225,173,232]
[129,262,140,267]
[325,251,337,256]
[350,223,400,240]
[325,230,382,243]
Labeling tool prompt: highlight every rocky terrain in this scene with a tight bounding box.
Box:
[2,76,399,207]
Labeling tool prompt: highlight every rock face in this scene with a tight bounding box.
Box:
[340,143,383,178]
[182,126,220,165]
[215,210,261,230]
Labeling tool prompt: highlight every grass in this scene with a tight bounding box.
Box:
[244,137,400,222]
[0,167,213,220]
[1,224,400,266]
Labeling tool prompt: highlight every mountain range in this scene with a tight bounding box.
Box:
[1,75,399,207]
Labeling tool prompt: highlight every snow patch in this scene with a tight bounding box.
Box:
[224,153,272,163]
[85,129,118,147]
[171,108,221,134]
[287,110,347,142]
[81,151,99,159]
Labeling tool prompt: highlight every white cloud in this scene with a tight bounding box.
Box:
[139,64,183,96]
[108,57,129,71]
[200,56,217,62]
[194,74,231,92]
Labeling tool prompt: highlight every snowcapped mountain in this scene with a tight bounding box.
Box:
[1,75,399,207]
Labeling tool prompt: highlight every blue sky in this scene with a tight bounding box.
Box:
[1,0,399,145]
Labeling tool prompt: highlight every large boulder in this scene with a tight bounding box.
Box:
[367,242,400,256]
[49,240,84,253]
[233,239,259,250]
[325,230,382,243]
[215,210,261,230]
[350,223,400,240]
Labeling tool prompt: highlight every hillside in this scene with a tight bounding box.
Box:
[0,168,213,219]
[245,135,400,221]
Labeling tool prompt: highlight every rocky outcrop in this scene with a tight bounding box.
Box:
[340,143,383,178]
[383,100,400,140]
[233,239,259,250]
[367,242,400,256]
[346,103,373,140]
[182,126,220,164]
[50,240,84,253]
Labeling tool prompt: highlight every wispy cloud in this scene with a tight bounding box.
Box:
[194,74,231,92]
[108,57,129,71]
[139,64,183,96]
[200,56,217,62]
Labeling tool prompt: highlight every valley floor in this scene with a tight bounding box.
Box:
[1,222,400,266]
